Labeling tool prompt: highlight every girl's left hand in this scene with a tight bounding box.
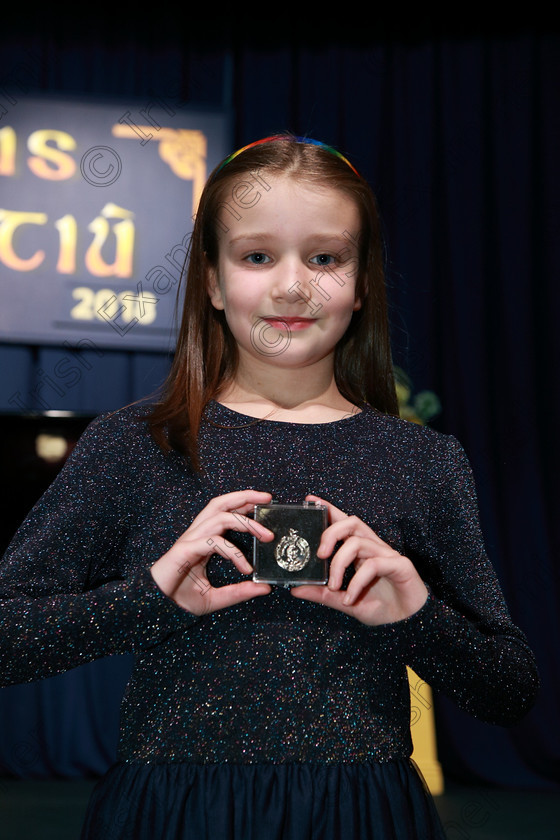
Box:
[290,495,428,626]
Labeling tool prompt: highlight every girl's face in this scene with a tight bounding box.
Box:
[207,175,362,376]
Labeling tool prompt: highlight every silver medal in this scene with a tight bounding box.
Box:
[275,528,310,572]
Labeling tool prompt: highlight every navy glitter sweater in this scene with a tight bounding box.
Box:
[0,401,539,765]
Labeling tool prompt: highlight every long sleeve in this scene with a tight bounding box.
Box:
[2,401,538,765]
[391,434,540,725]
[0,412,197,688]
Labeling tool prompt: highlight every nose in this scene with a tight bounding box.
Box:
[270,257,323,316]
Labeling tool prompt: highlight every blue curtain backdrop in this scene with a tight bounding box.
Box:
[0,18,558,790]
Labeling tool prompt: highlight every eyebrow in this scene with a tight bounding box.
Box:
[226,233,356,247]
[227,233,271,246]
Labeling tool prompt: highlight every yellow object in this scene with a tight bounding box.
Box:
[407,667,444,794]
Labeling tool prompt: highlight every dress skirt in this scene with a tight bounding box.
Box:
[79,758,447,840]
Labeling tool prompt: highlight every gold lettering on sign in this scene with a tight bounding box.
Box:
[0,209,47,270]
[111,126,207,210]
[27,129,77,180]
[0,126,17,176]
[54,214,77,274]
[85,203,135,278]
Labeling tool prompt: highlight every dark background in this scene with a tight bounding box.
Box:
[0,11,558,792]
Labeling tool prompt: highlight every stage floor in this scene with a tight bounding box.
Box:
[0,778,558,839]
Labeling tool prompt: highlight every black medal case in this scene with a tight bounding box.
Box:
[252,500,328,586]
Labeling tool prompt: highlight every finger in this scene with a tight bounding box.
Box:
[201,581,272,612]
[304,495,358,559]
[190,490,273,530]
[291,580,405,625]
[318,516,383,559]
[326,535,376,589]
[183,508,275,549]
[304,494,348,523]
[326,534,397,589]
[225,508,276,543]
[190,490,272,528]
[304,496,383,558]
[342,556,413,605]
[290,584,355,615]
[164,531,253,579]
[194,532,258,575]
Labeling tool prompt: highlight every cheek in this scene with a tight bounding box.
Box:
[222,287,254,314]
[218,291,260,341]
[222,272,264,314]
[331,284,361,317]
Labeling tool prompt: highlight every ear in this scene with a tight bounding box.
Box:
[353,272,365,311]
[206,263,225,311]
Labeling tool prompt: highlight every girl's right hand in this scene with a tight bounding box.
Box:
[149,490,274,615]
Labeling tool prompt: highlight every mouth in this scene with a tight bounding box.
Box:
[260,316,316,331]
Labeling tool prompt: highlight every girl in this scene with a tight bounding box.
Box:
[0,135,539,839]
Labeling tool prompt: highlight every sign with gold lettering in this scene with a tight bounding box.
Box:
[0,96,229,350]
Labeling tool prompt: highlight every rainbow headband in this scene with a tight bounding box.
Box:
[215,135,361,178]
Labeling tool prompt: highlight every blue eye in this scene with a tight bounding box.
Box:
[246,252,271,265]
[310,253,336,266]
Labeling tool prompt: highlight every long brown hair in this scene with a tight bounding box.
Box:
[148,134,399,469]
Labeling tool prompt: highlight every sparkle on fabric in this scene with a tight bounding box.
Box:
[0,401,539,769]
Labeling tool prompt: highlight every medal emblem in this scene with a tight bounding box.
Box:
[275,528,310,571]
